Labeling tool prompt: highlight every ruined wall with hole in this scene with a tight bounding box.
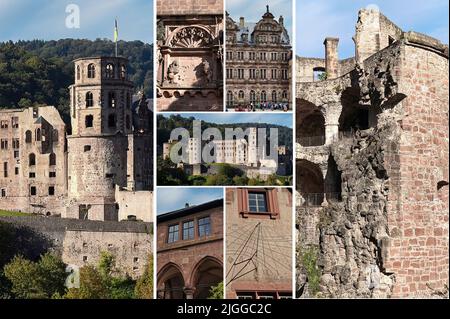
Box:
[296,15,449,298]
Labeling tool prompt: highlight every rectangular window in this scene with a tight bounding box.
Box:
[79,205,89,220]
[29,172,35,178]
[14,150,19,158]
[12,117,19,128]
[248,192,267,212]
[236,292,255,299]
[183,220,194,240]
[3,162,7,177]
[238,69,244,79]
[1,120,8,129]
[1,139,8,150]
[226,68,233,79]
[12,138,19,149]
[198,216,211,237]
[30,186,37,196]
[258,292,277,299]
[15,167,19,175]
[167,224,179,243]
[1,188,6,197]
[48,186,55,196]
[49,171,56,178]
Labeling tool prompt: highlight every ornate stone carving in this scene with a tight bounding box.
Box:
[167,60,179,84]
[201,59,212,83]
[169,27,213,48]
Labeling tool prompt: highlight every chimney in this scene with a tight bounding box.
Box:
[239,17,245,28]
[185,203,190,208]
[279,15,284,26]
[324,37,339,79]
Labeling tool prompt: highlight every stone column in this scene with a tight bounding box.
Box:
[324,37,339,79]
[184,287,194,299]
[324,103,342,145]
[325,123,339,145]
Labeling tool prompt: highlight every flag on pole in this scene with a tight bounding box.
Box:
[114,18,118,57]
[114,19,119,42]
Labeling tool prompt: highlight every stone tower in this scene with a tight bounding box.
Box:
[66,57,134,221]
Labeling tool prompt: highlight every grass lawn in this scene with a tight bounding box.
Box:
[0,210,29,217]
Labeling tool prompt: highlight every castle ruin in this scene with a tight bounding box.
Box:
[296,9,449,298]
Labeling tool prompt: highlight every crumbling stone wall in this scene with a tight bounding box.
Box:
[296,10,449,298]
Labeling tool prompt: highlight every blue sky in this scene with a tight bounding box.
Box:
[296,0,449,58]
[227,0,293,40]
[0,0,153,43]
[157,188,223,215]
[161,113,293,128]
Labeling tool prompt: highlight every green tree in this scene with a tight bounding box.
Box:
[3,253,66,299]
[208,281,223,299]
[65,266,108,299]
[65,251,137,299]
[135,255,153,299]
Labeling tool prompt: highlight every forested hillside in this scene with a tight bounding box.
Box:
[0,39,153,123]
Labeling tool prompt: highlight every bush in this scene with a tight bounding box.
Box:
[208,281,223,299]
[301,246,321,296]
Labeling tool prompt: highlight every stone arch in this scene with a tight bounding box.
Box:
[87,63,95,78]
[296,99,325,146]
[105,63,115,79]
[35,128,41,141]
[296,159,324,206]
[189,256,223,299]
[157,262,186,299]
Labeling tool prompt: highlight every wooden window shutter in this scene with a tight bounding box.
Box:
[268,188,280,219]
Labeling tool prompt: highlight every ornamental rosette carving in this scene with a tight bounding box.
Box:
[168,26,213,48]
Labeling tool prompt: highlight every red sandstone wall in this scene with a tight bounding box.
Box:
[385,45,449,297]
[157,206,223,288]
[157,0,223,16]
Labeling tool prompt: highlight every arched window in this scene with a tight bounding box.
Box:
[282,90,288,100]
[49,153,56,166]
[29,153,36,166]
[87,64,95,78]
[76,65,81,80]
[25,130,32,143]
[108,114,116,128]
[36,128,41,141]
[86,92,94,107]
[120,65,126,80]
[126,115,131,130]
[250,90,256,104]
[85,115,93,128]
[108,92,116,108]
[106,64,115,79]
[226,91,233,107]
[261,90,267,102]
[272,90,277,102]
[238,90,244,99]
